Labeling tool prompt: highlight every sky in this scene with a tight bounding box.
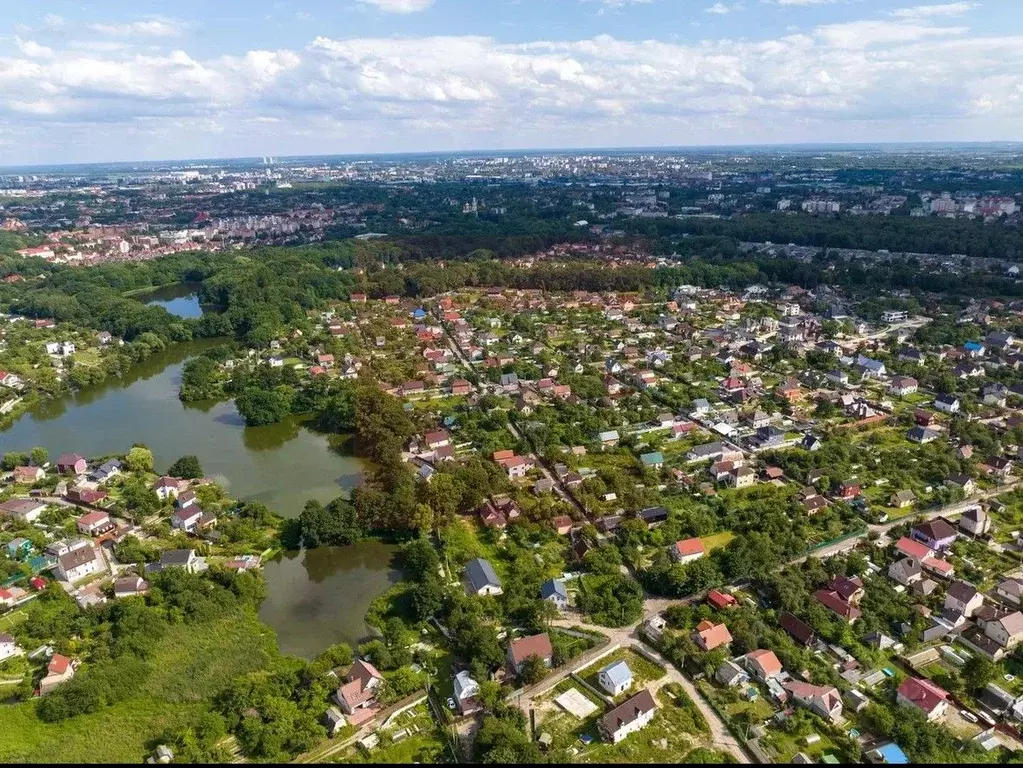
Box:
[0,0,1021,165]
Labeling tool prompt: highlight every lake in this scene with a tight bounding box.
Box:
[141,283,205,318]
[259,542,401,659]
[0,340,364,516]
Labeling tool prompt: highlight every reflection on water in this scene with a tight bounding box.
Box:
[140,282,205,319]
[0,340,363,517]
[260,542,401,659]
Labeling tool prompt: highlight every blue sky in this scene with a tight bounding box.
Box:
[0,1,1020,164]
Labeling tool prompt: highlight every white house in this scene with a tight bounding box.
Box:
[55,546,104,583]
[0,632,22,662]
[598,660,633,697]
[599,690,657,744]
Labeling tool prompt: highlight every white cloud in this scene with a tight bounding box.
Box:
[356,0,435,13]
[15,38,54,58]
[86,18,188,38]
[2,10,1022,162]
[891,3,977,19]
[705,3,737,14]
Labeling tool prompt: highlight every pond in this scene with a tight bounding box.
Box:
[141,282,205,318]
[259,542,401,659]
[0,340,364,516]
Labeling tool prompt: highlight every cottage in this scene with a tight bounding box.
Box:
[0,498,47,523]
[598,689,657,744]
[815,589,860,623]
[888,557,923,586]
[507,633,553,675]
[716,660,750,687]
[76,511,113,536]
[55,546,103,583]
[334,659,384,715]
[113,576,149,599]
[598,660,633,696]
[692,620,732,651]
[945,581,985,618]
[934,393,960,414]
[39,653,76,695]
[453,670,481,715]
[744,649,783,681]
[780,612,817,647]
[889,377,919,397]
[540,578,568,611]
[984,610,1023,652]
[783,681,843,723]
[464,557,503,596]
[959,507,992,536]
[896,677,950,721]
[911,519,958,551]
[671,538,706,564]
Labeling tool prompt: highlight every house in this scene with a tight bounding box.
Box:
[90,459,121,483]
[153,476,183,501]
[0,633,21,662]
[707,589,737,610]
[896,677,950,721]
[889,376,919,397]
[76,511,113,536]
[838,481,861,500]
[540,578,568,611]
[934,393,960,414]
[13,466,44,484]
[39,653,76,695]
[6,537,32,560]
[984,610,1023,651]
[827,575,865,606]
[551,516,574,536]
[780,612,817,647]
[640,452,664,470]
[911,519,958,551]
[692,620,732,651]
[334,659,384,715]
[450,670,482,716]
[946,474,976,495]
[671,538,706,564]
[599,430,620,448]
[716,660,750,687]
[890,490,916,509]
[598,660,633,696]
[783,681,843,723]
[113,576,149,599]
[0,498,47,523]
[888,557,923,586]
[637,506,669,527]
[171,506,213,534]
[465,558,503,596]
[997,578,1023,606]
[907,426,940,444]
[598,689,657,744]
[324,707,347,737]
[744,649,783,681]
[147,549,202,574]
[55,453,87,475]
[55,546,103,583]
[959,507,992,536]
[507,633,553,675]
[945,581,985,618]
[815,589,861,623]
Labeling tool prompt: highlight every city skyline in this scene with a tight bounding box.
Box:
[0,0,1021,165]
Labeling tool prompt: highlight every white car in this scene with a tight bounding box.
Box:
[446,698,456,710]
[960,710,979,723]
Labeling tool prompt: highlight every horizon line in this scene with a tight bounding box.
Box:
[3,140,1023,173]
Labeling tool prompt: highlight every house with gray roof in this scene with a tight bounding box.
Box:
[599,660,633,696]
[540,578,568,610]
[464,557,503,596]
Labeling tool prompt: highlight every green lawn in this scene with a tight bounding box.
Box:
[338,703,451,764]
[580,648,666,704]
[0,610,278,763]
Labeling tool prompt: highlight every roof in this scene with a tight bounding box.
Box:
[707,589,737,609]
[746,649,783,677]
[694,621,732,650]
[674,538,706,558]
[599,660,633,688]
[946,580,980,604]
[815,589,861,620]
[913,518,958,541]
[508,633,553,665]
[897,676,949,714]
[599,689,656,735]
[997,610,1023,636]
[540,578,567,600]
[57,546,97,572]
[465,558,501,591]
[780,612,816,645]
[47,653,71,675]
[875,743,909,764]
[895,536,932,560]
[77,511,109,526]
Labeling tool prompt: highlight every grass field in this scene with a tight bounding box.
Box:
[0,610,277,763]
[700,532,735,552]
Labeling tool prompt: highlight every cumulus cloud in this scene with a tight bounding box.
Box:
[890,2,978,19]
[86,18,188,38]
[357,0,436,13]
[0,9,1021,161]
